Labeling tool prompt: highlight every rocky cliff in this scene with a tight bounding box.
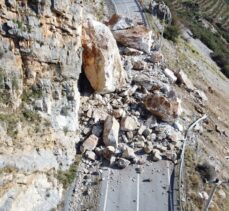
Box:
[0,1,82,210]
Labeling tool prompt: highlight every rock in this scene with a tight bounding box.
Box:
[107,14,134,31]
[103,146,116,160]
[149,1,172,24]
[154,144,167,152]
[165,151,177,162]
[144,142,153,153]
[121,145,136,160]
[113,25,153,54]
[218,189,226,199]
[163,68,177,83]
[103,116,120,147]
[113,108,125,119]
[82,19,126,93]
[85,151,97,161]
[121,116,139,131]
[138,125,147,135]
[92,124,103,137]
[92,109,108,122]
[149,51,164,64]
[132,60,146,70]
[199,191,209,200]
[94,146,104,157]
[134,142,145,148]
[176,70,195,91]
[116,158,130,169]
[152,149,162,161]
[173,121,183,132]
[123,47,144,56]
[194,90,208,102]
[142,128,152,138]
[110,155,116,166]
[144,91,182,122]
[80,135,99,153]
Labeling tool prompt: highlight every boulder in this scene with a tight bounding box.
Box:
[116,158,130,169]
[149,51,164,63]
[103,116,120,147]
[112,25,153,54]
[107,14,134,31]
[144,91,182,122]
[121,116,139,131]
[176,70,195,91]
[144,142,153,153]
[80,134,99,153]
[82,19,126,93]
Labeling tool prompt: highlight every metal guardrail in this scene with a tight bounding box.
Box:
[178,114,208,211]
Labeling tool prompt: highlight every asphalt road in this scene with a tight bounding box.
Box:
[112,0,147,25]
[98,160,176,211]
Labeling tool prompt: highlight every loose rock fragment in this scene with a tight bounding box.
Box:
[80,134,99,153]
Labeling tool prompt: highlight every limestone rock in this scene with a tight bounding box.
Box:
[103,146,116,160]
[82,19,126,93]
[103,116,120,147]
[113,25,153,54]
[152,149,162,161]
[107,14,134,31]
[123,47,144,56]
[80,134,99,153]
[121,116,139,131]
[144,91,182,122]
[122,145,136,160]
[132,60,146,70]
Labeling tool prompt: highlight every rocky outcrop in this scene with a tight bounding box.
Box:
[0,1,83,210]
[82,19,126,93]
[112,25,153,54]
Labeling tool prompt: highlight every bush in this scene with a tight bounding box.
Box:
[163,24,180,42]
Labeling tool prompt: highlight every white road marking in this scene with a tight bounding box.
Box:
[136,166,140,211]
[103,168,111,211]
[166,161,170,185]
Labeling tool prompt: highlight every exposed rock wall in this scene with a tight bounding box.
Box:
[0,1,83,210]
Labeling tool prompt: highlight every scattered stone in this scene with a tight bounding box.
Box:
[103,116,120,147]
[138,125,147,135]
[123,47,144,56]
[149,51,164,64]
[121,116,139,131]
[116,158,131,169]
[176,70,195,91]
[218,189,226,199]
[173,121,183,132]
[132,60,146,70]
[142,128,152,138]
[152,149,162,161]
[194,89,208,102]
[92,124,103,137]
[199,191,209,200]
[134,142,145,148]
[163,68,177,83]
[110,155,116,166]
[85,151,97,161]
[122,145,136,160]
[144,142,153,153]
[103,146,116,160]
[113,108,125,119]
[80,134,99,153]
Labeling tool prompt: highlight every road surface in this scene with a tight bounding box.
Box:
[112,0,147,25]
[98,160,176,211]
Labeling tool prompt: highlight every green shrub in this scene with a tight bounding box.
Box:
[163,24,180,42]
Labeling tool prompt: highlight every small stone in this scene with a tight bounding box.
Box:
[110,156,116,166]
[122,145,136,160]
[163,68,177,83]
[173,121,183,132]
[152,149,162,161]
[85,151,97,161]
[134,142,145,148]
[132,60,146,70]
[126,131,134,140]
[138,125,147,135]
[144,142,153,153]
[142,128,152,138]
[121,116,139,131]
[218,189,226,199]
[80,135,99,153]
[92,124,103,137]
[116,158,130,169]
[103,146,116,160]
[113,108,125,118]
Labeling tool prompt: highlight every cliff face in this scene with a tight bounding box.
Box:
[0,0,83,210]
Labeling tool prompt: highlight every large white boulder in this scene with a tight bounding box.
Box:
[82,19,126,93]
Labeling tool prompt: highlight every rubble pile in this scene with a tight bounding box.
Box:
[77,15,192,170]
